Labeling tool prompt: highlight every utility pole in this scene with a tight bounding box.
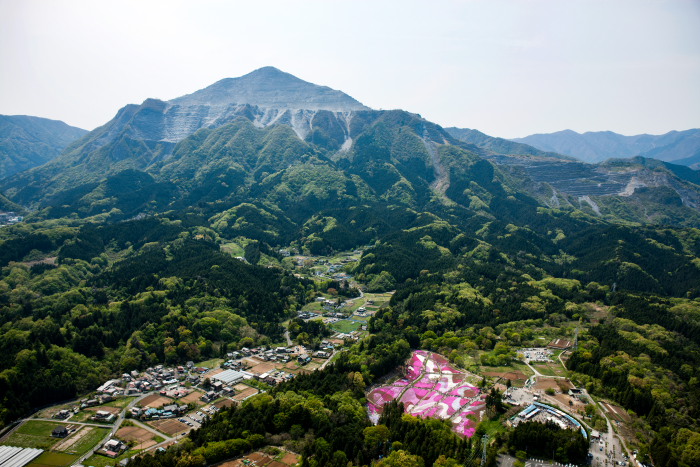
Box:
[481,434,489,467]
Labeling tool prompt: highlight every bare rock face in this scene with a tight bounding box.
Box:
[93,67,370,145]
[171,66,369,112]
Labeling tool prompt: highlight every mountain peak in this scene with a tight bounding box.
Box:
[170,67,369,112]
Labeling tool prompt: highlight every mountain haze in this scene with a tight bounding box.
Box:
[0,115,87,179]
[513,128,700,166]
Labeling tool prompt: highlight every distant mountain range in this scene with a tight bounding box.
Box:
[512,129,700,167]
[2,66,700,229]
[0,115,87,179]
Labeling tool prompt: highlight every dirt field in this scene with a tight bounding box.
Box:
[205,368,224,377]
[533,378,573,391]
[600,401,631,422]
[117,426,156,449]
[139,394,172,409]
[553,393,586,412]
[243,356,265,367]
[483,370,528,384]
[249,361,278,375]
[149,419,188,436]
[232,387,258,401]
[217,449,299,467]
[178,390,204,404]
[214,399,235,409]
[280,452,299,465]
[52,427,92,452]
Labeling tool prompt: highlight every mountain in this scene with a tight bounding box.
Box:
[0,67,375,204]
[2,67,700,232]
[0,115,87,179]
[172,66,369,111]
[513,128,700,166]
[445,127,572,160]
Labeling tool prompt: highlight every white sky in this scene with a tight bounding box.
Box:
[1,0,698,138]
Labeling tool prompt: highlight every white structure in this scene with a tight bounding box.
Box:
[213,369,245,385]
[0,446,43,467]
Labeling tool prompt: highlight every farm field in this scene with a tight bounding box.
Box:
[196,358,224,369]
[149,419,188,436]
[117,426,160,450]
[26,451,78,467]
[531,360,567,377]
[1,420,109,463]
[1,420,65,450]
[329,319,362,333]
[218,449,300,467]
[367,351,485,438]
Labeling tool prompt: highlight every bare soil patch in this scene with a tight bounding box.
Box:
[247,452,272,465]
[533,378,573,391]
[149,419,188,436]
[178,390,204,404]
[280,452,299,465]
[600,401,631,422]
[232,387,258,402]
[249,362,277,375]
[139,395,171,409]
[242,357,265,367]
[53,427,91,451]
[482,370,528,382]
[116,426,155,447]
[214,399,235,409]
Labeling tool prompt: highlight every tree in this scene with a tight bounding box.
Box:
[376,450,425,467]
[485,388,503,415]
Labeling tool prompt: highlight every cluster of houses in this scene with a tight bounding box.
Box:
[0,211,22,226]
[136,403,189,420]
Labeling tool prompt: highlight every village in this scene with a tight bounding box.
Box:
[0,250,640,467]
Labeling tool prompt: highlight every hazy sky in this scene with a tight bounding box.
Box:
[1,0,699,138]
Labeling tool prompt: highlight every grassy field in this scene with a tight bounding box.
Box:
[195,358,224,369]
[301,301,325,313]
[220,242,244,257]
[2,421,62,450]
[329,319,362,333]
[531,361,567,377]
[26,451,78,467]
[102,397,137,409]
[67,427,110,456]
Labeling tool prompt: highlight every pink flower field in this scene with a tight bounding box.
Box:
[366,351,483,437]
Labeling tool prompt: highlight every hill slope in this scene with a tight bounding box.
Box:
[0,115,87,179]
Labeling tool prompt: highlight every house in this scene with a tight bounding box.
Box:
[548,338,573,350]
[52,426,69,438]
[54,409,70,420]
[298,354,312,364]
